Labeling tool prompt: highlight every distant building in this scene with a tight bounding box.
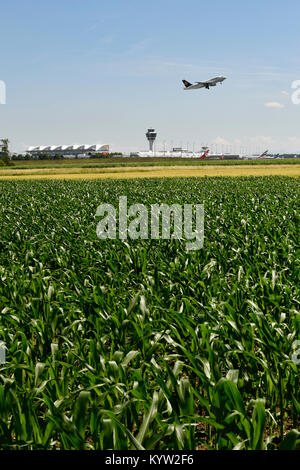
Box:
[26,144,109,158]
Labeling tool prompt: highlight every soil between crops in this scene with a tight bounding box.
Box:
[0,164,299,180]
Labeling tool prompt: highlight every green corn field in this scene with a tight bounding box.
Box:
[0,176,299,450]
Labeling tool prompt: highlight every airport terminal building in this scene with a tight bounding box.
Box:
[26,144,109,158]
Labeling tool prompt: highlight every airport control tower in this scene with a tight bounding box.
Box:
[146,128,157,152]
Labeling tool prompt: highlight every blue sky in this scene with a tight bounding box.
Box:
[1,0,300,153]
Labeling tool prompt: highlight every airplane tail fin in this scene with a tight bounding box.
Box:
[199,149,209,159]
[257,149,268,159]
[182,80,192,88]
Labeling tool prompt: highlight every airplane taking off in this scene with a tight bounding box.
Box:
[182,76,226,90]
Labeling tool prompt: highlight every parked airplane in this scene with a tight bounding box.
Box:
[182,76,226,90]
[243,150,271,160]
[199,149,210,159]
[256,149,269,159]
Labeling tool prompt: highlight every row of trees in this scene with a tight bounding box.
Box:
[11,152,123,161]
[0,138,13,166]
[11,153,63,161]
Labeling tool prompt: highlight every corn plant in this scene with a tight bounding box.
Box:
[0,177,299,449]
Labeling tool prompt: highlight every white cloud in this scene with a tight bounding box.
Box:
[281,90,289,96]
[249,135,277,145]
[264,101,284,108]
[213,136,230,145]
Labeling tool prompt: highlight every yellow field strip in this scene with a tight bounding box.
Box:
[0,164,299,180]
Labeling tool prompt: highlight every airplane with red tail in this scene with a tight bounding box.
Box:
[243,149,270,160]
[256,149,268,159]
[199,149,210,159]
